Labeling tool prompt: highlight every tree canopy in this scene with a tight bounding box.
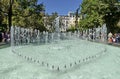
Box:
[79,0,120,33]
[0,0,46,32]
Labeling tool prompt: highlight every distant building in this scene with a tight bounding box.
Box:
[59,12,81,32]
[44,11,81,32]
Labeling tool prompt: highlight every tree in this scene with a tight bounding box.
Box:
[66,25,77,32]
[75,6,80,30]
[0,0,46,31]
[102,0,120,33]
[79,0,120,33]
[79,0,105,29]
[12,0,46,31]
[0,0,11,32]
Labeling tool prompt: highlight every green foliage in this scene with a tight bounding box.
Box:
[79,0,120,33]
[0,0,46,31]
[0,0,9,25]
[66,25,77,32]
[0,24,7,32]
[79,0,105,29]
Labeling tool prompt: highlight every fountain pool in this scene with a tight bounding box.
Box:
[0,40,120,79]
[0,18,120,79]
[12,39,106,71]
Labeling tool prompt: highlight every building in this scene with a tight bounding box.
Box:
[44,11,81,32]
[59,12,81,32]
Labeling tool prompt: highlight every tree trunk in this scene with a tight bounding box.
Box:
[8,0,13,32]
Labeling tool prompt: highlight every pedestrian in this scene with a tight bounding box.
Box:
[108,37,113,44]
[112,36,116,43]
[108,32,113,38]
[108,32,113,44]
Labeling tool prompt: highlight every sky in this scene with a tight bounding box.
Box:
[37,0,82,15]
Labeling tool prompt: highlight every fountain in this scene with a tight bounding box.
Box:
[1,17,120,79]
[10,17,107,71]
[53,17,60,41]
